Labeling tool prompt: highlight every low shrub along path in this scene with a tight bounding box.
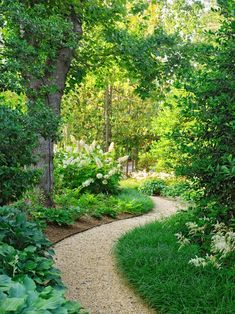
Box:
[55,197,181,314]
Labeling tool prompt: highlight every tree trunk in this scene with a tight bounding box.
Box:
[103,85,113,151]
[28,18,82,206]
[134,146,139,171]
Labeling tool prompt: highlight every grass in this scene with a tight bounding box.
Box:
[114,212,235,314]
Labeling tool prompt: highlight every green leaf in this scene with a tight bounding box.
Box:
[0,297,25,312]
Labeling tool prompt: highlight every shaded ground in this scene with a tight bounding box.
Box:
[46,213,139,243]
[55,197,182,314]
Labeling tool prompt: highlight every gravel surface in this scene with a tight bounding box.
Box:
[55,197,181,314]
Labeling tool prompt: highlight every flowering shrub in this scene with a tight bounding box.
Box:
[55,141,128,195]
[175,218,235,269]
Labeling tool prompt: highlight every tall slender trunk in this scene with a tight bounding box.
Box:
[133,146,139,171]
[103,84,113,151]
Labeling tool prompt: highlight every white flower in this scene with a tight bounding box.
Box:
[108,142,115,152]
[186,221,205,236]
[82,178,94,187]
[90,140,96,151]
[212,235,227,253]
[213,221,228,233]
[206,255,221,269]
[189,256,207,267]
[79,140,85,147]
[102,180,108,185]
[104,175,109,179]
[108,168,117,176]
[65,146,73,153]
[94,157,103,168]
[84,144,92,154]
[63,157,74,166]
[73,146,79,153]
[118,155,129,163]
[79,159,89,166]
[96,173,103,179]
[105,158,112,164]
[175,232,190,248]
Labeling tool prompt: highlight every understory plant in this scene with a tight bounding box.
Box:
[0,106,39,205]
[0,206,86,313]
[57,189,154,220]
[0,275,83,314]
[115,212,235,314]
[55,140,128,196]
[175,201,235,269]
[138,176,194,201]
[139,179,166,196]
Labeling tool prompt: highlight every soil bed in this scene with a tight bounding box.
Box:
[45,213,139,244]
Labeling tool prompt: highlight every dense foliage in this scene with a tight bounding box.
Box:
[55,141,127,196]
[0,1,234,312]
[115,212,235,314]
[146,0,235,267]
[0,106,39,205]
[0,206,85,313]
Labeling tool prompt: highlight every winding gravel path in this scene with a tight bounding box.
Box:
[55,197,181,314]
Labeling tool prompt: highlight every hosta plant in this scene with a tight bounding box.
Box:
[0,243,62,288]
[0,275,85,314]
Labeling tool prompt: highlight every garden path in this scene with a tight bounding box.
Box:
[55,197,181,314]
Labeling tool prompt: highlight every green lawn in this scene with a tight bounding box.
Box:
[114,213,235,314]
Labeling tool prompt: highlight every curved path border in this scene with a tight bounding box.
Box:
[55,197,181,314]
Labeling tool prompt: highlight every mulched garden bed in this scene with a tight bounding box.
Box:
[45,213,137,244]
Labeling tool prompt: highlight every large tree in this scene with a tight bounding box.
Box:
[0,0,128,204]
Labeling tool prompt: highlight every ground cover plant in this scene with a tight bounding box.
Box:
[115,212,235,314]
[54,188,153,221]
[138,176,196,202]
[76,189,154,219]
[0,206,86,313]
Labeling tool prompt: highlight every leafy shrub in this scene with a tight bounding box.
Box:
[0,207,61,287]
[54,141,128,196]
[0,106,39,205]
[0,275,85,313]
[176,216,235,269]
[77,193,117,219]
[76,189,154,219]
[139,179,166,196]
[116,188,154,214]
[0,243,62,287]
[0,206,85,312]
[29,206,83,226]
[0,207,51,251]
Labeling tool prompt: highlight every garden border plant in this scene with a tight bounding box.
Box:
[0,206,87,313]
[114,211,235,314]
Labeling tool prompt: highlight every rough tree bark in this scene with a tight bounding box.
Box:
[103,84,113,152]
[27,16,82,206]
